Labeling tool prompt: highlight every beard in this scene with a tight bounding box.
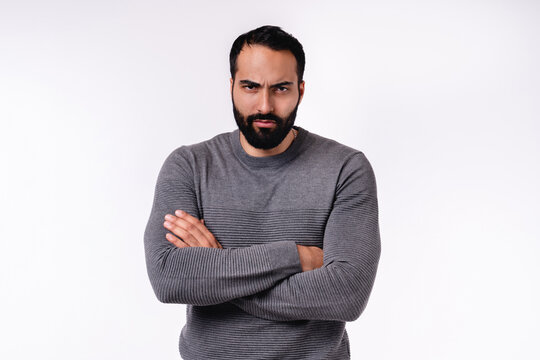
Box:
[232,98,299,150]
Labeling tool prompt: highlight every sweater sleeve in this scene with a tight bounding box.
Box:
[229,152,381,322]
[144,147,303,306]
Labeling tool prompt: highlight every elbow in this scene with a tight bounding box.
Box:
[148,272,218,306]
[334,285,373,322]
[331,262,378,322]
[146,257,190,304]
[145,247,189,304]
[146,256,180,304]
[150,278,197,305]
[156,293,172,304]
[153,285,177,304]
[341,296,369,322]
[148,274,181,304]
[144,246,224,306]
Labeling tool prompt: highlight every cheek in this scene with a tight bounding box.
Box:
[233,94,252,112]
[276,96,299,114]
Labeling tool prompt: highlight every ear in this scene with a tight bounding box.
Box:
[298,80,305,104]
[230,78,234,95]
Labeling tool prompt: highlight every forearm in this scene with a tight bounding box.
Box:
[230,153,381,322]
[145,210,302,306]
[229,252,379,322]
[145,147,303,306]
[229,214,381,323]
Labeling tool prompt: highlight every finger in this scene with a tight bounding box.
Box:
[165,232,189,248]
[167,215,214,248]
[200,219,223,248]
[166,212,222,249]
[164,213,208,247]
[164,220,203,247]
[196,219,222,248]
[199,219,222,248]
[201,219,223,249]
[170,216,209,246]
[175,211,222,248]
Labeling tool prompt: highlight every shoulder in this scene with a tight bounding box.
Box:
[301,128,371,168]
[165,131,233,164]
[301,128,376,193]
[159,130,233,177]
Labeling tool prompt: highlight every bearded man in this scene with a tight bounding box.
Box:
[144,25,381,360]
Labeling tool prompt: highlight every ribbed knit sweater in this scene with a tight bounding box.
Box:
[144,126,381,359]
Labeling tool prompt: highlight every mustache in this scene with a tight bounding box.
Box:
[246,113,282,124]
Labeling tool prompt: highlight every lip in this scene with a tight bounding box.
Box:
[253,120,276,128]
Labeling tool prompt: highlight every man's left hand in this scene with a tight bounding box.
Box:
[163,210,223,249]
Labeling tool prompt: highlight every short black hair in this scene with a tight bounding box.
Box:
[229,25,305,83]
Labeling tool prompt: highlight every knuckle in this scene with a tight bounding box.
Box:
[200,240,211,248]
[174,226,185,237]
[177,230,190,242]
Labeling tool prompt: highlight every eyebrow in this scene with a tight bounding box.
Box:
[239,80,294,88]
[271,81,294,88]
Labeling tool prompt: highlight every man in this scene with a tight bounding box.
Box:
[144,25,381,359]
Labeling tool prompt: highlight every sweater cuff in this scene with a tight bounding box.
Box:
[265,241,303,277]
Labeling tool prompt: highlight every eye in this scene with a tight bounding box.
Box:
[275,86,289,92]
[242,84,256,91]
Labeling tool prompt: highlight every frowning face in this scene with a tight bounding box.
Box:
[231,44,304,149]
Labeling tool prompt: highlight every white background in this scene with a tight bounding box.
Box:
[1,0,539,359]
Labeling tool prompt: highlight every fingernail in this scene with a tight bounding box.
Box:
[175,210,184,216]
[165,214,174,221]
[164,221,171,228]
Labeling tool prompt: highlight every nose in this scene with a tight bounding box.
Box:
[257,88,274,114]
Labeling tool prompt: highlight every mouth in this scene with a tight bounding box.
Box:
[252,119,277,128]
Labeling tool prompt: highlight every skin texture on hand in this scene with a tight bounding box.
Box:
[296,245,323,272]
[163,210,223,248]
[163,210,323,272]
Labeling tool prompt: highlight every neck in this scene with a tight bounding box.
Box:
[239,128,296,157]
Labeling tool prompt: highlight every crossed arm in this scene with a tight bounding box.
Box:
[144,149,313,306]
[145,149,381,322]
[163,210,323,272]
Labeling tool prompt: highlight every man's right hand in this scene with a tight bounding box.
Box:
[296,245,323,272]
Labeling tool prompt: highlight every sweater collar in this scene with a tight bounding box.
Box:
[230,126,308,168]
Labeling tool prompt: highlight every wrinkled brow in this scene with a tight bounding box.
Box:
[239,80,294,88]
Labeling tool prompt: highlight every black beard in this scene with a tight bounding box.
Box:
[232,100,299,150]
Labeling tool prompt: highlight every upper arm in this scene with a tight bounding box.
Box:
[323,152,380,265]
[144,147,199,272]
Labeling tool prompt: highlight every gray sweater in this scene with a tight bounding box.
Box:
[144,126,381,359]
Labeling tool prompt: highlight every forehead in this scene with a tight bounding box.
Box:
[235,44,298,83]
